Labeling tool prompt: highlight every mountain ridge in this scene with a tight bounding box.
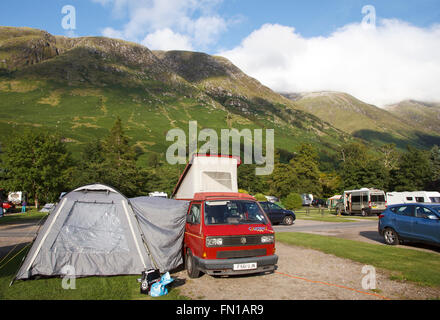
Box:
[0,26,352,166]
[281,91,440,149]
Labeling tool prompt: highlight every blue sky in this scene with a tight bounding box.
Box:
[0,0,438,53]
[1,0,439,104]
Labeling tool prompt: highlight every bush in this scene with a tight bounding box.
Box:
[253,193,267,201]
[238,189,249,194]
[282,193,303,210]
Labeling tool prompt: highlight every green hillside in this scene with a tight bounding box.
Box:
[282,91,440,149]
[385,100,440,135]
[0,26,350,166]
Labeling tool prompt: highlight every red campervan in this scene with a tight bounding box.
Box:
[173,154,278,278]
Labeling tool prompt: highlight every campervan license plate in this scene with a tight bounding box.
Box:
[233,262,257,270]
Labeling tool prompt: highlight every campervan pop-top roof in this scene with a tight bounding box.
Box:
[172,154,241,200]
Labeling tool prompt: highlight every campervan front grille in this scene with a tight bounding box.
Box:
[216,249,266,259]
[221,235,262,246]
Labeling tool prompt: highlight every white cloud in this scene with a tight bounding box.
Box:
[219,20,440,106]
[94,0,228,50]
[141,28,194,51]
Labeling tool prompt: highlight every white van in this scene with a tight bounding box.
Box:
[336,188,386,216]
[301,194,313,206]
[386,191,440,205]
[148,191,168,198]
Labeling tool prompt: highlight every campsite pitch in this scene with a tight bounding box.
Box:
[2,220,440,300]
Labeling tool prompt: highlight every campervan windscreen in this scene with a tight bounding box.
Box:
[371,194,385,202]
[430,197,440,203]
[204,200,268,225]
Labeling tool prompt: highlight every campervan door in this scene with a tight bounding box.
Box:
[369,190,387,214]
[349,190,368,214]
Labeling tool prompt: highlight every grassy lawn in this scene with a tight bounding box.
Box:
[0,247,189,300]
[277,232,440,288]
[293,207,378,223]
[0,208,49,225]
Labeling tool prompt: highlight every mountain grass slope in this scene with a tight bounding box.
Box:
[385,100,440,136]
[282,91,440,149]
[0,27,350,167]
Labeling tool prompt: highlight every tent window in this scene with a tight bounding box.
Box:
[51,202,129,254]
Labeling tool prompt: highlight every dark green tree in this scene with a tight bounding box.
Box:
[237,164,267,194]
[267,163,297,199]
[289,144,322,196]
[3,130,72,207]
[427,145,440,191]
[282,192,303,210]
[338,142,389,191]
[390,146,432,191]
[76,118,148,197]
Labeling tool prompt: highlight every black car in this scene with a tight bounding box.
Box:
[259,201,296,225]
[312,199,326,207]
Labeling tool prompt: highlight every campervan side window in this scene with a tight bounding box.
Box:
[362,195,368,202]
[188,204,201,224]
[416,197,425,203]
[406,197,413,201]
[352,195,361,203]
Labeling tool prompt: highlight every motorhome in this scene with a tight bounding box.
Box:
[386,191,440,205]
[301,194,313,206]
[336,188,387,216]
[172,154,278,278]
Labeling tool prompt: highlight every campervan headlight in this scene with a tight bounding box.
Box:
[206,237,223,247]
[261,235,274,244]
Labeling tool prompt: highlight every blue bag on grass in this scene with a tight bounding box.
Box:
[149,272,174,297]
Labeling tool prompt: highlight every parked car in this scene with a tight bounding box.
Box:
[1,201,15,213]
[378,203,440,246]
[259,201,296,225]
[312,199,326,207]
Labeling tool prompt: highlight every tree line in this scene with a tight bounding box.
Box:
[0,118,439,207]
[238,142,440,202]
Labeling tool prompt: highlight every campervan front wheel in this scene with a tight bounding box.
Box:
[185,249,201,279]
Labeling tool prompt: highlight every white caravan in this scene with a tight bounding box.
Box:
[386,191,440,205]
[336,188,387,216]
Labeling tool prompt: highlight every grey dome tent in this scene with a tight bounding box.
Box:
[15,184,189,281]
